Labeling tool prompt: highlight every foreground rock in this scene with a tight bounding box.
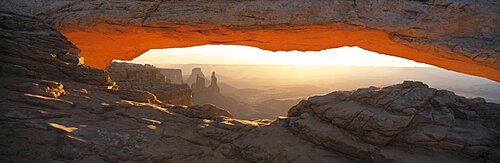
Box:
[0,12,253,162]
[1,12,499,162]
[283,81,500,162]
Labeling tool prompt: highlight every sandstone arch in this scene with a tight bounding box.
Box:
[2,0,499,81]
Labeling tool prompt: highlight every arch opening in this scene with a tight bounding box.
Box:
[108,45,499,119]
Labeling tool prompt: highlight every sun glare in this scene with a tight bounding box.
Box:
[128,45,432,67]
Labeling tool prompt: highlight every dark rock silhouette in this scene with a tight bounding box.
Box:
[191,74,206,93]
[184,68,207,86]
[191,71,221,95]
[208,72,220,93]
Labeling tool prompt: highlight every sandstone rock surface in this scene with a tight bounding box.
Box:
[171,104,233,120]
[283,81,500,162]
[0,0,499,81]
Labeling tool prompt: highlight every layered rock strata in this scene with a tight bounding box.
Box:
[106,62,192,105]
[107,62,166,83]
[283,81,500,162]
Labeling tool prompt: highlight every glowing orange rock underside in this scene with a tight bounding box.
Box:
[60,24,500,81]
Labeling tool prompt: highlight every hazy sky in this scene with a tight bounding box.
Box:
[128,45,433,67]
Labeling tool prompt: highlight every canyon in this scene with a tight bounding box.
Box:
[106,62,272,119]
[188,70,270,119]
[1,1,499,162]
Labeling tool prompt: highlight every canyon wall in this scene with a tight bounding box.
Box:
[106,62,192,105]
[159,68,183,84]
[107,62,165,83]
[0,0,498,81]
[184,68,207,86]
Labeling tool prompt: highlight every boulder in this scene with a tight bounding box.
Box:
[173,104,234,120]
[285,81,500,161]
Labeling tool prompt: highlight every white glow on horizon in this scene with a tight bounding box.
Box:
[127,45,433,67]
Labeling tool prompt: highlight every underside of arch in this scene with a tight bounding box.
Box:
[2,0,498,81]
[60,23,500,81]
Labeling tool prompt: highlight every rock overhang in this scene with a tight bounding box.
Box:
[1,0,499,81]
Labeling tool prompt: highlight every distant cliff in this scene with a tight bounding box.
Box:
[189,69,270,119]
[184,68,208,86]
[106,62,192,105]
[159,68,183,84]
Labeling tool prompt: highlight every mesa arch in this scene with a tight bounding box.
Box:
[2,0,498,81]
